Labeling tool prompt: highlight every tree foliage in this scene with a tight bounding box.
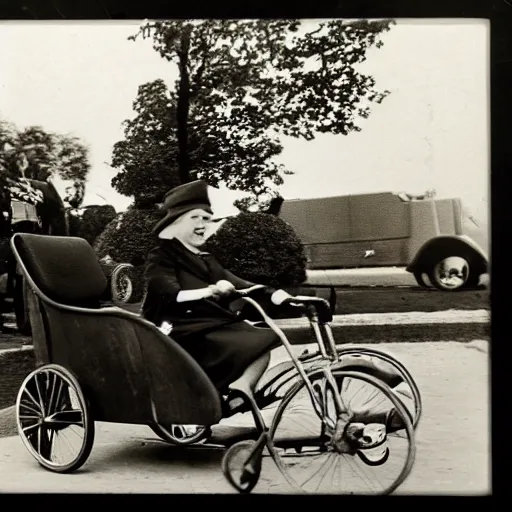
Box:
[111,80,181,207]
[112,19,395,208]
[1,118,91,208]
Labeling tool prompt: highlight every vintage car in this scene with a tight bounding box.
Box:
[277,191,489,292]
[4,192,135,335]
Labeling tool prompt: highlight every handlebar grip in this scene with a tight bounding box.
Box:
[283,295,333,323]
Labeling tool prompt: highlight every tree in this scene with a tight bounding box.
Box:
[1,120,45,206]
[112,19,395,208]
[52,135,90,207]
[111,80,181,207]
[1,119,91,208]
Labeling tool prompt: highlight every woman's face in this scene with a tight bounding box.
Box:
[160,208,213,247]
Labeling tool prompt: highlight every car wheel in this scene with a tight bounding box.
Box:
[427,255,472,291]
[413,271,431,288]
[111,264,134,304]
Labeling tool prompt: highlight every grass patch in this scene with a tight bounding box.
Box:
[0,406,16,438]
[0,350,35,410]
[331,287,489,315]
[125,287,489,319]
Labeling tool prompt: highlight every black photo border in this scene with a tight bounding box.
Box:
[0,0,506,502]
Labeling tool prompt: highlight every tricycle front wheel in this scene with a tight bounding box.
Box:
[269,369,416,495]
[222,439,262,493]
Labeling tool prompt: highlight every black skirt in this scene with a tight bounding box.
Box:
[173,321,281,394]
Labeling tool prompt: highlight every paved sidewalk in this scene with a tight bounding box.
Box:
[0,341,490,494]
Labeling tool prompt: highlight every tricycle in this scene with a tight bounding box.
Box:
[11,232,421,495]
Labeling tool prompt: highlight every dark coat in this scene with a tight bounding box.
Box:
[141,238,280,392]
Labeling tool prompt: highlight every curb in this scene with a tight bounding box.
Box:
[0,345,33,357]
[0,309,490,355]
[275,309,489,328]
[463,339,489,354]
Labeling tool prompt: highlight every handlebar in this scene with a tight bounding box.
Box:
[283,295,333,323]
[232,287,333,323]
[233,284,268,297]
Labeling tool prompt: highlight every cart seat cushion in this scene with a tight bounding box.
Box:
[12,233,108,307]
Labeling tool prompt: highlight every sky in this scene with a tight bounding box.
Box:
[0,19,490,225]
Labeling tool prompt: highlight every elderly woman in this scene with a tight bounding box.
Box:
[141,180,292,395]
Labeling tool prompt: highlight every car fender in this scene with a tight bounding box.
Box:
[406,235,488,274]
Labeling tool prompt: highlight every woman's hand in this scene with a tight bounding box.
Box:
[207,284,223,300]
[271,289,293,305]
[206,281,235,301]
[216,280,236,296]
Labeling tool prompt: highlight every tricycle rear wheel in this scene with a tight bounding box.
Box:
[150,423,210,445]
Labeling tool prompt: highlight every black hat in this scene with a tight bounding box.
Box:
[152,180,213,234]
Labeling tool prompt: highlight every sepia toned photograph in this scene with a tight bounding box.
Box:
[1,16,490,494]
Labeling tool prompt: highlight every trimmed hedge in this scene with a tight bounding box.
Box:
[203,212,308,288]
[93,209,307,305]
[93,207,161,266]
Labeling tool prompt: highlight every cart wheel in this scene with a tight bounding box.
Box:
[150,424,210,445]
[222,440,262,493]
[269,369,415,495]
[16,364,95,473]
[334,347,422,429]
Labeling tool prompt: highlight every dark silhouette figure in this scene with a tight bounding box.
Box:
[1,178,68,333]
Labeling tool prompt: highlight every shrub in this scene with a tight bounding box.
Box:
[203,212,308,288]
[78,205,117,245]
[93,207,161,266]
[67,205,117,245]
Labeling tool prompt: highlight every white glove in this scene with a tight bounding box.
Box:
[271,289,293,305]
[216,280,236,296]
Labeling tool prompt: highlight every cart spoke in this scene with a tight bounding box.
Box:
[38,426,53,460]
[22,422,41,435]
[270,369,415,495]
[34,373,46,416]
[45,410,83,428]
[20,400,41,416]
[19,414,40,420]
[22,388,43,413]
[47,371,58,415]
